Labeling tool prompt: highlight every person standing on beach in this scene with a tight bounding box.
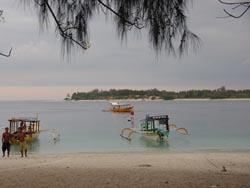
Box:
[2,127,12,157]
[17,127,28,157]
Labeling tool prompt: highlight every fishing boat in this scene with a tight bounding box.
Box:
[120,114,189,141]
[104,102,134,113]
[8,117,40,144]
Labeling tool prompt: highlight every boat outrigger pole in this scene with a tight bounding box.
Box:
[120,128,138,140]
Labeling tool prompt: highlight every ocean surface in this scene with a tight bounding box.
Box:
[1,100,250,154]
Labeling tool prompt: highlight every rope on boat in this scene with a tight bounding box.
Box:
[40,129,60,143]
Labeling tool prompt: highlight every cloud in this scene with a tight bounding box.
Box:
[0,0,250,100]
[14,40,61,65]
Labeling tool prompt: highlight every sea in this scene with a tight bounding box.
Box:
[1,100,250,154]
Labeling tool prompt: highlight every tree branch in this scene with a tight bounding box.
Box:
[97,0,144,29]
[35,0,88,50]
[27,0,200,57]
[218,0,250,18]
[223,6,250,18]
[218,0,250,5]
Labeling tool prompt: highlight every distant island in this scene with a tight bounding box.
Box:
[64,87,250,101]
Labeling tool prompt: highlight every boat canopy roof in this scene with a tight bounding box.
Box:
[8,117,40,134]
[110,102,132,106]
[140,115,169,123]
[8,117,40,122]
[146,115,169,121]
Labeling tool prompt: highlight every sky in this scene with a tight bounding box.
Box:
[0,0,250,100]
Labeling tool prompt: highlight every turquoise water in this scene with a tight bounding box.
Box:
[1,100,250,154]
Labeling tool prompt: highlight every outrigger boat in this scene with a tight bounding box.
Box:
[8,117,40,144]
[120,114,189,141]
[104,102,134,113]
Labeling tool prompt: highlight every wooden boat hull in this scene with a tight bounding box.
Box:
[10,133,39,144]
[111,106,134,112]
[139,132,168,141]
[104,102,134,113]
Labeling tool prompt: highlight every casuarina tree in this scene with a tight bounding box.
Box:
[23,0,201,57]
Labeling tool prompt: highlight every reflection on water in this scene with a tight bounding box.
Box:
[168,132,191,151]
[10,131,61,154]
[139,137,170,149]
[11,139,40,154]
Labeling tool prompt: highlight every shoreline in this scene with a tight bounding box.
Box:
[1,98,250,102]
[1,151,250,187]
[66,98,250,102]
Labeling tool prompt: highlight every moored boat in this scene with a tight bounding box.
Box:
[120,114,189,141]
[104,102,134,113]
[8,117,40,144]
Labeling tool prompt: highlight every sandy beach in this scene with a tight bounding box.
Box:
[1,152,250,188]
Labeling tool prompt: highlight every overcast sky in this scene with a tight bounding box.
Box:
[0,0,250,100]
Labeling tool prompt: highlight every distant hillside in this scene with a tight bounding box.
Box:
[64,87,250,101]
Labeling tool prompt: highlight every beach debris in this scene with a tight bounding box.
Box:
[206,157,227,172]
[221,166,227,172]
[209,185,218,188]
[138,164,151,167]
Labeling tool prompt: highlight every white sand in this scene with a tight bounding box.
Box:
[1,152,250,188]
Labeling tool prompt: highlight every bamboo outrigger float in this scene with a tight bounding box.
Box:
[120,114,189,141]
[8,117,40,144]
